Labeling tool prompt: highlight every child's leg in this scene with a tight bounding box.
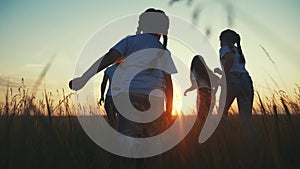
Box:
[237,75,254,119]
[197,88,211,121]
[104,96,116,127]
[222,87,236,117]
[237,75,256,148]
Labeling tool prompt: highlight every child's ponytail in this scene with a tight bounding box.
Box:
[163,35,168,50]
[236,33,245,64]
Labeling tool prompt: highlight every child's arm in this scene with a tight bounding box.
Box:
[222,53,234,74]
[214,68,223,76]
[99,73,109,105]
[69,49,121,90]
[208,68,221,88]
[184,80,197,96]
[184,65,198,96]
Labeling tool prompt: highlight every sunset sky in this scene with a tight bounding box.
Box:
[1,0,299,108]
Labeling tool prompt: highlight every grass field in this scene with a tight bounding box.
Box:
[1,114,300,169]
[0,85,300,169]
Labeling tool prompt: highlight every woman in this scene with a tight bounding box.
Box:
[219,29,254,119]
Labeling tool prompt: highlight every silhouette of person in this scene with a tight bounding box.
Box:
[69,8,176,133]
[99,57,125,129]
[218,29,254,119]
[184,55,219,125]
[218,29,257,165]
[69,8,176,169]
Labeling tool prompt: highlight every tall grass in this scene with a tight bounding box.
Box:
[0,80,300,169]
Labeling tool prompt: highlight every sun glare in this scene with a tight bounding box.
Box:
[172,81,183,116]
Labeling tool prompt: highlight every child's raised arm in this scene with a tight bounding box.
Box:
[69,49,121,90]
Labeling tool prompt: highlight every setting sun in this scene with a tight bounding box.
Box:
[1,1,299,168]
